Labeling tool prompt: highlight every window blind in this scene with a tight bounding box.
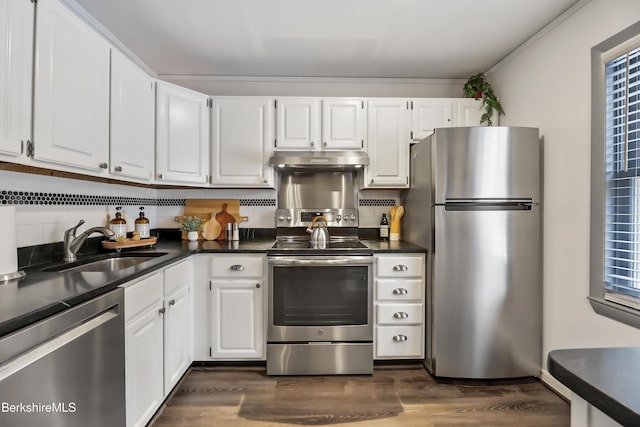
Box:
[604,46,640,304]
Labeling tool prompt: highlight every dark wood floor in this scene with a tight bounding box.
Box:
[150,363,570,426]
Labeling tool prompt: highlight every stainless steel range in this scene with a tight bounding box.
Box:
[266,154,373,375]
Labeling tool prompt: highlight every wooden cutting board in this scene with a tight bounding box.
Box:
[215,203,236,241]
[178,200,248,240]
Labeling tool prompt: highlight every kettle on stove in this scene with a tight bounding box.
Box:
[306,216,329,243]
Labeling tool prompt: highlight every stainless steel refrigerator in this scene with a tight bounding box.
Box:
[403,126,541,379]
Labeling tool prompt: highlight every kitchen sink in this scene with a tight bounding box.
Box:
[42,252,168,273]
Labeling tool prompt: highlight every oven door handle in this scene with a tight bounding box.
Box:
[268,256,373,266]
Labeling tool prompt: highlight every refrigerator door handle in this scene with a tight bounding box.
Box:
[444,201,534,211]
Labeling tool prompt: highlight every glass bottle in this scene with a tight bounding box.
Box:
[380,213,389,240]
[110,206,127,241]
[135,207,150,239]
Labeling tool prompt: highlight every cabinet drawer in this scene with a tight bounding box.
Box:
[123,272,164,323]
[376,255,424,278]
[376,326,424,358]
[164,259,192,295]
[210,254,264,278]
[377,303,423,325]
[376,279,423,301]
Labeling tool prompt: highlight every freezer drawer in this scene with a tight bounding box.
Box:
[431,205,541,378]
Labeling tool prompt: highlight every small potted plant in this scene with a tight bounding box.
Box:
[463,72,505,126]
[180,216,203,241]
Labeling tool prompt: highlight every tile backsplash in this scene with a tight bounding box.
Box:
[1,170,401,247]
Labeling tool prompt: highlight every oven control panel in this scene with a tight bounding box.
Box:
[276,208,359,227]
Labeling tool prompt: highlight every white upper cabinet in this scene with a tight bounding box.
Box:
[155,81,209,185]
[210,97,274,187]
[365,98,409,188]
[0,0,33,160]
[274,97,366,150]
[322,98,366,150]
[275,97,320,150]
[411,99,453,141]
[33,0,110,172]
[110,50,155,181]
[453,98,487,127]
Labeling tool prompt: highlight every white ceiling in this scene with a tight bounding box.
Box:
[71,0,581,79]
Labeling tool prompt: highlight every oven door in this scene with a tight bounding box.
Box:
[268,255,373,342]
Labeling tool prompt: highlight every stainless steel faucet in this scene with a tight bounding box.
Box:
[64,220,115,262]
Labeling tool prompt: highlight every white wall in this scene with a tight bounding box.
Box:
[488,0,640,395]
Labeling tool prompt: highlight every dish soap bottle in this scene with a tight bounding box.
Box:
[379,213,389,240]
[134,207,150,239]
[110,206,127,241]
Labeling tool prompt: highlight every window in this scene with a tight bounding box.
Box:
[590,22,640,328]
[603,47,640,306]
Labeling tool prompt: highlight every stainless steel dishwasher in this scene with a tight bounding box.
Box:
[0,288,125,427]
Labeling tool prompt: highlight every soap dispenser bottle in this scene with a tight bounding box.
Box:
[134,207,150,239]
[110,206,127,241]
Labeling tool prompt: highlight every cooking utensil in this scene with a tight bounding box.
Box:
[306,216,329,243]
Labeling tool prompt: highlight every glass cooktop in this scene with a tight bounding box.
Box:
[268,239,372,255]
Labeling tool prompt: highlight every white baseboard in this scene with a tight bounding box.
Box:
[539,368,571,400]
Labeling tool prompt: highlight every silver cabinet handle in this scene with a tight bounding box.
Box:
[393,335,408,342]
[323,141,328,147]
[393,312,409,319]
[168,299,176,306]
[230,264,245,271]
[159,307,166,314]
[158,173,164,179]
[114,166,123,172]
[310,141,315,147]
[99,162,108,169]
[393,288,408,295]
[256,283,261,288]
[393,265,408,271]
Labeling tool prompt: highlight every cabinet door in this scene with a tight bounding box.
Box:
[110,50,155,181]
[322,98,366,149]
[33,0,110,172]
[156,81,209,185]
[210,97,274,187]
[275,97,321,150]
[411,99,453,141]
[210,279,264,359]
[364,99,409,188]
[453,98,486,127]
[0,0,33,159]
[125,304,164,427]
[164,283,192,394]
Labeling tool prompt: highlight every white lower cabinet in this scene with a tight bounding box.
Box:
[122,259,193,427]
[163,260,193,392]
[374,253,426,359]
[204,254,266,360]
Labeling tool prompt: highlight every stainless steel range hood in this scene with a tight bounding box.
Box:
[269,150,369,170]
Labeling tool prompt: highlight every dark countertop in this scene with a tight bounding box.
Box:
[361,239,427,253]
[548,347,640,426]
[1,236,425,338]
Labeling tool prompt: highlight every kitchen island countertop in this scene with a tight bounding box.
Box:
[548,347,640,426]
